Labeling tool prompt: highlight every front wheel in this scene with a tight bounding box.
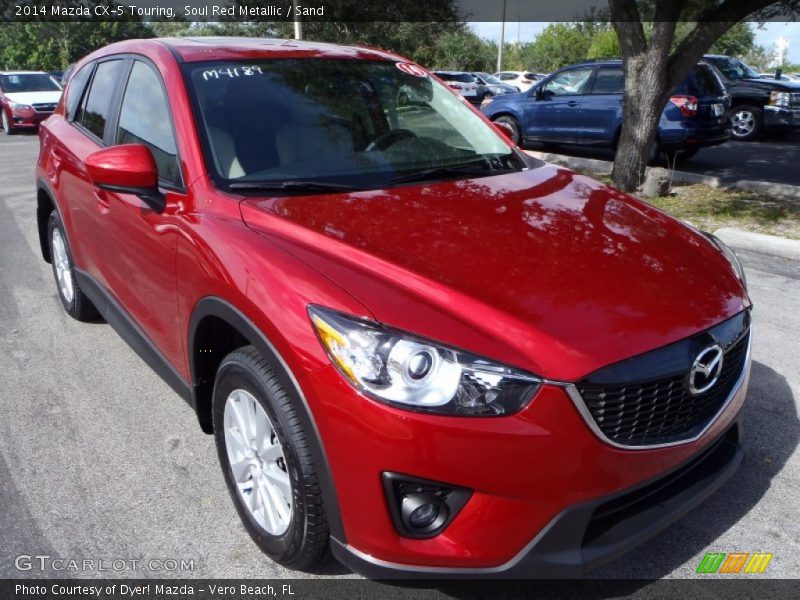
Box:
[729,106,763,140]
[48,212,98,321]
[493,116,521,145]
[212,346,329,570]
[1,110,15,135]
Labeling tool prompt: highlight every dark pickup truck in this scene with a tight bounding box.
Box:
[704,54,800,140]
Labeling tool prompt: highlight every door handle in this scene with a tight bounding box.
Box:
[50,148,62,169]
[567,100,579,107]
[93,187,111,212]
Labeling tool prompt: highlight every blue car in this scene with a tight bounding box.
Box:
[481,60,731,161]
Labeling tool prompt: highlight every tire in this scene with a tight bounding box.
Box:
[47,211,98,321]
[493,115,521,145]
[212,346,329,570]
[729,105,762,140]
[2,110,16,135]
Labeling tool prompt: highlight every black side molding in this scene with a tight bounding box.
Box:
[73,268,194,407]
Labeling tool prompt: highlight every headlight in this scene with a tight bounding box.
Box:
[8,101,32,111]
[309,306,540,416]
[769,91,790,108]
[481,96,494,108]
[704,233,747,289]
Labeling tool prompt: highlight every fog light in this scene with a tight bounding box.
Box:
[383,472,471,539]
[409,502,439,527]
[401,493,448,532]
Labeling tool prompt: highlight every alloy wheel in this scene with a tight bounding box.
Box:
[51,228,74,304]
[731,110,756,138]
[223,388,293,536]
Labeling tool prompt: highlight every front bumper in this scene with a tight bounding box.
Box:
[300,342,751,576]
[764,105,800,130]
[333,419,743,578]
[6,107,52,129]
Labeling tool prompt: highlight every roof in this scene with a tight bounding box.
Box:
[161,36,402,63]
[0,71,48,75]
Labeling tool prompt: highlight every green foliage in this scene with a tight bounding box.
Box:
[587,29,620,60]
[709,23,755,56]
[0,20,152,70]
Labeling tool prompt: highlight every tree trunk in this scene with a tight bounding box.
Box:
[612,54,670,191]
[606,0,779,192]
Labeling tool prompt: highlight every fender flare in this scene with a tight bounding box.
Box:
[36,178,64,262]
[188,296,346,543]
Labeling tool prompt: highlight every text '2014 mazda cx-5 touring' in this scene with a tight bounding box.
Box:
[36,38,751,578]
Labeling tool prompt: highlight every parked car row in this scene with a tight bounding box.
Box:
[481,55,799,160]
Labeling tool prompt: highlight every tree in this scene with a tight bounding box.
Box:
[587,28,621,59]
[0,0,153,70]
[710,22,755,55]
[609,0,795,192]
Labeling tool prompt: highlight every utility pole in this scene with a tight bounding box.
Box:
[496,0,506,72]
[293,0,303,40]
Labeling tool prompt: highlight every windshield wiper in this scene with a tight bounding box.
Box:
[228,180,366,193]
[385,158,518,186]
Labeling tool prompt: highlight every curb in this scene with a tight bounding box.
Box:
[713,227,800,261]
[524,150,724,188]
[728,180,800,200]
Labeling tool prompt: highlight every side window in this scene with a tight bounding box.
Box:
[76,60,123,141]
[115,61,181,187]
[65,63,93,121]
[543,67,594,96]
[590,67,624,94]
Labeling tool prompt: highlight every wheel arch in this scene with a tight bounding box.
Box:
[36,180,59,263]
[188,295,346,542]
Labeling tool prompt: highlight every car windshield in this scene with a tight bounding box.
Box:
[187,59,522,190]
[434,72,475,83]
[0,73,61,93]
[706,57,759,81]
[478,73,504,85]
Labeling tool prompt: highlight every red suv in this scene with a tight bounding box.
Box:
[36,38,752,577]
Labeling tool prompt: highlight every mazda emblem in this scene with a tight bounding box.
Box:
[688,344,724,395]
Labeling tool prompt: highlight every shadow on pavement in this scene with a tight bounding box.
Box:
[527,132,800,187]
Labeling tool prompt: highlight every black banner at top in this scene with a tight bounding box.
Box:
[2,0,800,23]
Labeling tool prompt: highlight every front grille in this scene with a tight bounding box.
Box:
[577,330,749,447]
[32,103,56,113]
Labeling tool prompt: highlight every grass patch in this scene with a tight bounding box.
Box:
[557,162,799,239]
[645,185,800,240]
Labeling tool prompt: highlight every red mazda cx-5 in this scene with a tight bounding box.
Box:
[36,38,752,577]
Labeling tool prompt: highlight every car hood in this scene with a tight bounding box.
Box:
[240,165,749,381]
[741,77,800,91]
[4,90,62,105]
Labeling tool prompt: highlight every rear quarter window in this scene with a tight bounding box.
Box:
[65,63,93,121]
[686,65,726,96]
[75,59,124,141]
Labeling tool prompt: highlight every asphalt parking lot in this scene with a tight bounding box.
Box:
[0,133,798,580]
[526,131,800,187]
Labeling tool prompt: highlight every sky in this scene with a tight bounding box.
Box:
[469,22,800,64]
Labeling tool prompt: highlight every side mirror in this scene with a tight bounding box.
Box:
[534,86,545,100]
[85,144,165,212]
[494,121,515,141]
